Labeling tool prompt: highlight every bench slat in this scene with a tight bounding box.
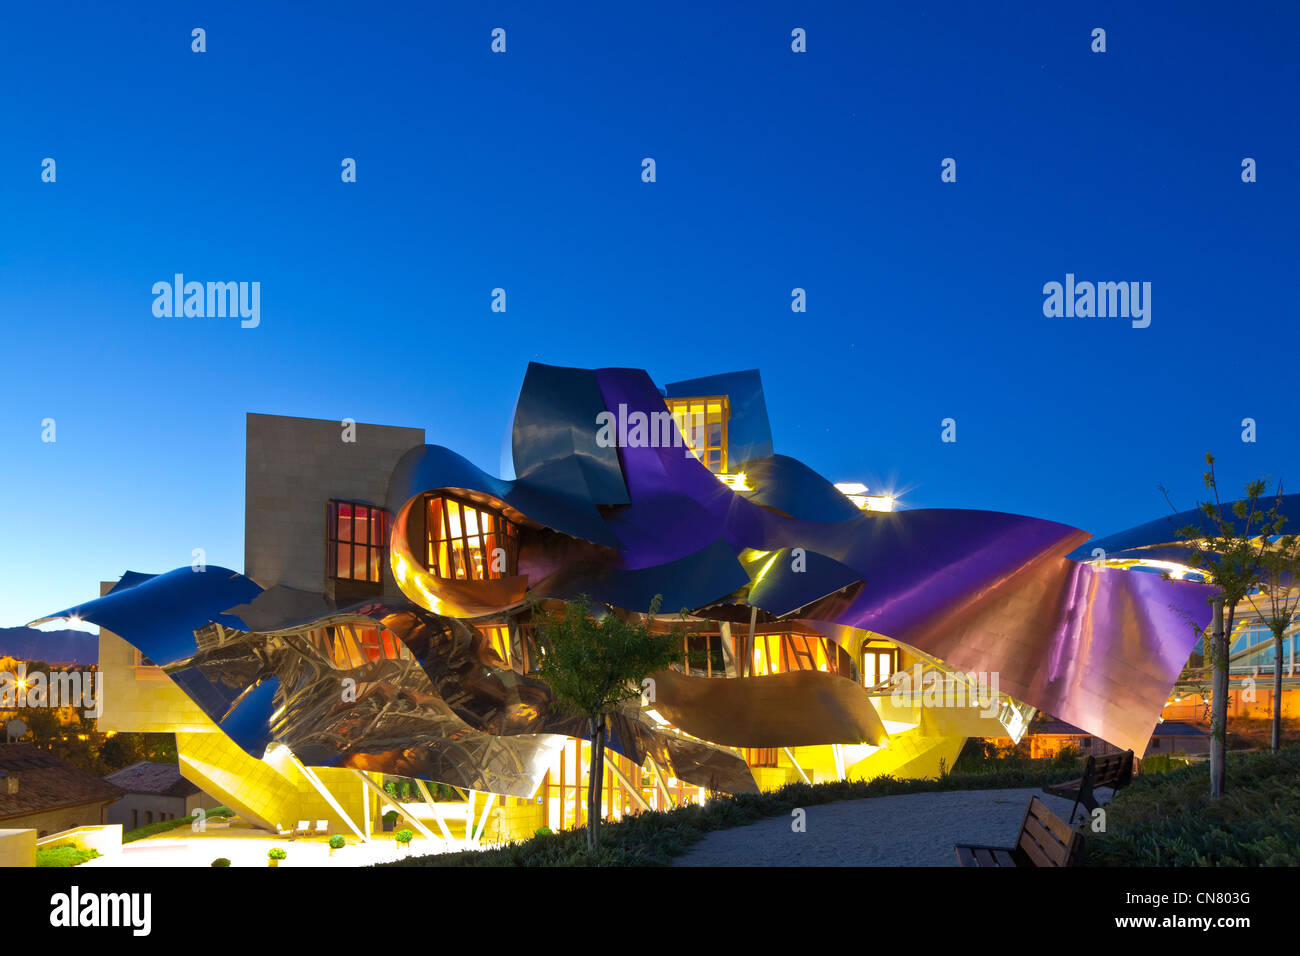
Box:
[1017,826,1058,868]
[1021,817,1068,866]
[1044,779,1081,796]
[955,795,1083,867]
[1028,798,1077,845]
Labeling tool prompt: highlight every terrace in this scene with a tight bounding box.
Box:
[79,815,474,868]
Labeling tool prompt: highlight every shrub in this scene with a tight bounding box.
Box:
[376,765,1083,867]
[1087,746,1300,866]
[395,829,414,846]
[1053,745,1082,769]
[211,858,231,867]
[35,846,101,868]
[952,737,1035,773]
[329,835,346,850]
[1139,753,1190,775]
[268,847,287,860]
[534,826,553,837]
[123,805,234,843]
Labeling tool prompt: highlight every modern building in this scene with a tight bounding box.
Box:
[34,362,1231,844]
[102,761,222,831]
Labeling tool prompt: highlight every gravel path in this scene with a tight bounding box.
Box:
[671,786,1111,866]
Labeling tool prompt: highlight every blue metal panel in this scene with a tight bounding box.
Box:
[665,369,774,467]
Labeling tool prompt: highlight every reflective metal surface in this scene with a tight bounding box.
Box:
[35,360,1221,793]
[38,578,755,795]
[649,668,888,749]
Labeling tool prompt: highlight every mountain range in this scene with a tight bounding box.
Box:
[0,627,98,664]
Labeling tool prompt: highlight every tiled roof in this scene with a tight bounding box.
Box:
[0,745,124,821]
[102,760,200,797]
[1030,719,1090,736]
[1152,720,1212,737]
[1029,717,1210,740]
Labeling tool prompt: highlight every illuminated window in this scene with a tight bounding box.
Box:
[327,501,390,583]
[862,646,898,688]
[476,621,537,672]
[479,623,512,667]
[750,632,854,678]
[665,396,729,473]
[425,494,519,581]
[307,623,410,669]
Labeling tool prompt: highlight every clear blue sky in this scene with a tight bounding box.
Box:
[3,1,1297,627]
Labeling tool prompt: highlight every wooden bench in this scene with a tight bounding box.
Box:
[1043,749,1134,824]
[954,795,1083,867]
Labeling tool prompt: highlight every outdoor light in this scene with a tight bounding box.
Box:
[833,482,897,512]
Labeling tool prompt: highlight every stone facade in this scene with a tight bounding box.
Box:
[243,413,424,597]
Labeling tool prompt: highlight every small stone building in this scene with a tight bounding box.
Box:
[0,744,123,837]
[103,760,221,830]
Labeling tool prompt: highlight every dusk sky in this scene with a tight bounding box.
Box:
[3,2,1297,628]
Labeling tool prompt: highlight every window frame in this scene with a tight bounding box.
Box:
[861,645,899,688]
[326,500,391,584]
[423,493,520,582]
[665,395,730,473]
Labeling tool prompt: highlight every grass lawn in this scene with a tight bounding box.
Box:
[123,806,234,843]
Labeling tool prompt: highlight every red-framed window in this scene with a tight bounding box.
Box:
[327,500,390,583]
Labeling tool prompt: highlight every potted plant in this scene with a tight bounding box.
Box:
[328,835,345,857]
[268,847,286,868]
[381,810,398,833]
[395,829,413,853]
[211,858,231,868]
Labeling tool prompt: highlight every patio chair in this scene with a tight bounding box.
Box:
[314,820,329,836]
[276,822,294,841]
[295,820,311,838]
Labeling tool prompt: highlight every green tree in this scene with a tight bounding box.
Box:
[18,707,62,746]
[98,732,143,769]
[1163,454,1278,798]
[1241,492,1300,753]
[534,595,680,851]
